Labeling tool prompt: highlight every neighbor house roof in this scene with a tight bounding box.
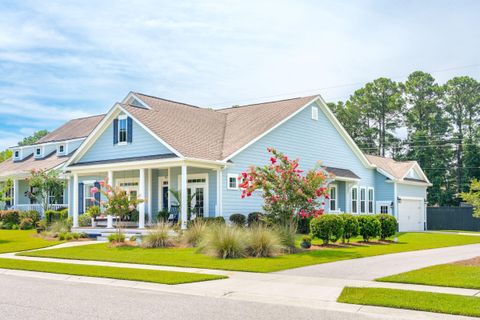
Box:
[0,152,68,179]
[35,114,105,144]
[365,154,429,183]
[122,93,318,161]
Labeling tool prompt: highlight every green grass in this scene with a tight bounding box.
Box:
[0,258,225,284]
[338,287,480,317]
[19,232,480,273]
[0,230,62,253]
[378,263,480,289]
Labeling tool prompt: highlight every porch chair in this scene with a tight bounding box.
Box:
[167,205,179,224]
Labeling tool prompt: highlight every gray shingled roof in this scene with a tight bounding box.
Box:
[35,114,105,144]
[324,166,360,180]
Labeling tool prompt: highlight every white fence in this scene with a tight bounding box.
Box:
[10,204,68,216]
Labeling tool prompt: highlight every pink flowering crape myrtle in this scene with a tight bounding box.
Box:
[239,147,331,227]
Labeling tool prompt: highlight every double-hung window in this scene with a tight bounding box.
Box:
[84,183,96,210]
[329,185,337,212]
[360,187,366,213]
[351,187,358,213]
[368,188,374,213]
[227,174,239,190]
[118,116,127,144]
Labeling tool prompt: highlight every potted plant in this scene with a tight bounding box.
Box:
[300,235,311,249]
[86,205,101,227]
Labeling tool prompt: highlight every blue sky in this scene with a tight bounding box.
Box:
[0,0,479,150]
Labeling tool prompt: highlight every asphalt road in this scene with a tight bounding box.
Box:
[0,274,407,320]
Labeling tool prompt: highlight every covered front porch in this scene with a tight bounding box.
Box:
[69,157,226,232]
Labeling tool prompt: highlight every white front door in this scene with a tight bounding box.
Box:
[178,174,209,218]
[398,198,424,231]
[117,179,139,200]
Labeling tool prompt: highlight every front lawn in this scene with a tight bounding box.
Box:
[378,261,480,289]
[0,258,225,284]
[19,232,480,273]
[337,287,480,318]
[0,230,62,253]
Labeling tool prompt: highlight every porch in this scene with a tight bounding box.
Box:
[69,158,226,231]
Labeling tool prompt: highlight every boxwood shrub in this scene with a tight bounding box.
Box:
[357,215,381,242]
[247,212,264,226]
[229,213,246,227]
[297,217,311,234]
[340,214,359,243]
[378,214,398,240]
[310,214,344,244]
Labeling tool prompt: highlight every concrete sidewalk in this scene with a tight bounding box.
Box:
[277,242,480,280]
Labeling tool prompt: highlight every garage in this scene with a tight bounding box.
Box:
[397,197,425,231]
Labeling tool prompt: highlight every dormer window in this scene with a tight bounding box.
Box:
[14,151,19,158]
[58,144,66,155]
[35,147,43,158]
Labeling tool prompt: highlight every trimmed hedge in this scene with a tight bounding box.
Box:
[358,215,381,242]
[229,214,246,227]
[378,214,398,240]
[340,214,359,243]
[310,214,344,244]
[45,209,69,223]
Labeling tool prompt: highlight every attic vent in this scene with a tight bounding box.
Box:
[311,106,319,120]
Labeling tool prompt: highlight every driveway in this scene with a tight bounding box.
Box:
[277,243,480,280]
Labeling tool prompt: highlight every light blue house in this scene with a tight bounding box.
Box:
[0,92,431,232]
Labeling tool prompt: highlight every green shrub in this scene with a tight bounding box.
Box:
[58,232,75,241]
[229,214,246,227]
[157,209,169,222]
[45,209,68,222]
[182,219,207,247]
[0,210,20,225]
[341,214,359,243]
[19,210,41,224]
[246,225,283,257]
[11,224,19,230]
[199,224,247,259]
[297,217,311,234]
[49,220,71,235]
[108,232,125,243]
[310,214,344,244]
[378,214,398,240]
[36,220,47,230]
[143,223,175,248]
[274,224,297,252]
[19,217,34,230]
[0,221,3,229]
[129,235,137,242]
[86,206,101,218]
[78,214,92,227]
[358,215,381,242]
[247,212,263,226]
[300,235,312,249]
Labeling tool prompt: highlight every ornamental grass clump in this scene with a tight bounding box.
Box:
[199,224,247,259]
[143,223,175,248]
[246,225,283,257]
[182,219,207,247]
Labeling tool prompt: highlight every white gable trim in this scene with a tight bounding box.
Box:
[222,96,375,169]
[400,162,430,184]
[122,92,151,109]
[65,103,183,167]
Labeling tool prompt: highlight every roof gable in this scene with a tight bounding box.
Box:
[366,154,430,184]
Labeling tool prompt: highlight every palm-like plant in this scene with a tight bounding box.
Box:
[169,189,197,219]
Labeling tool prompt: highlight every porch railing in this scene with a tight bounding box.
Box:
[9,204,68,216]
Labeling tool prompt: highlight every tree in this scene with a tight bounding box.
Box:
[25,169,65,213]
[444,76,480,195]
[18,130,49,146]
[0,150,12,163]
[403,71,453,205]
[239,148,330,227]
[0,179,13,206]
[460,179,480,217]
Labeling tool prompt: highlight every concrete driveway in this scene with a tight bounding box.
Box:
[277,243,480,280]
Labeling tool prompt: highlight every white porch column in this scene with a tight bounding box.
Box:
[181,164,188,230]
[13,179,19,207]
[107,170,114,187]
[147,168,153,224]
[72,174,79,228]
[138,168,146,229]
[216,169,222,217]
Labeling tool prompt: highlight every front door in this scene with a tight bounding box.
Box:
[188,186,205,218]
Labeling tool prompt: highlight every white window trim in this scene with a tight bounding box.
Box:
[329,184,339,212]
[34,146,44,158]
[368,187,374,214]
[13,149,20,160]
[351,186,359,214]
[360,187,366,214]
[311,106,319,120]
[376,201,391,215]
[58,143,67,155]
[118,114,128,146]
[158,176,169,211]
[83,180,96,210]
[227,173,240,190]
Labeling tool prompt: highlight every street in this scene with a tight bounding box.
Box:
[0,274,412,320]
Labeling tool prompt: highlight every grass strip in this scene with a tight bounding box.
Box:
[377,263,480,289]
[18,233,480,273]
[0,258,226,284]
[0,230,62,253]
[338,287,480,317]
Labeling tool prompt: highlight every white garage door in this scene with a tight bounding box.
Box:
[398,198,424,231]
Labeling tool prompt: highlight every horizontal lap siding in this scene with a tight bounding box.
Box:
[222,102,376,219]
[375,171,394,201]
[79,113,172,163]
